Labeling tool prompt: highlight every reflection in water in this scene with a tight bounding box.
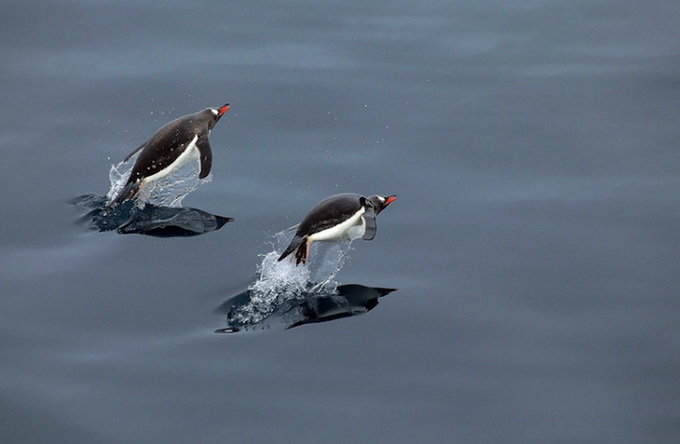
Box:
[215,284,396,332]
[216,229,395,333]
[72,194,233,237]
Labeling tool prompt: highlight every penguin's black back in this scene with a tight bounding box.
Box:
[126,115,206,185]
[296,193,364,236]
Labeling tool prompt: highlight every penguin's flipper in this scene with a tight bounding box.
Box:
[278,235,307,264]
[362,207,378,240]
[196,135,213,179]
[123,139,149,162]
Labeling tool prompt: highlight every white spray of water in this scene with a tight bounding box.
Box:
[229,229,354,327]
[106,150,210,208]
[106,160,133,202]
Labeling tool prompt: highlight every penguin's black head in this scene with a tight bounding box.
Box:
[204,103,230,129]
[366,194,397,214]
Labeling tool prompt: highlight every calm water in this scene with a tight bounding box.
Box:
[2,1,679,443]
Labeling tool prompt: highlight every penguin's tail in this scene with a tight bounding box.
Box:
[105,180,141,211]
[278,236,309,265]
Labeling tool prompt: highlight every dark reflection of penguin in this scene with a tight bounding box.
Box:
[278,193,397,265]
[114,205,233,237]
[284,285,397,329]
[71,194,233,237]
[215,284,397,333]
[111,103,230,205]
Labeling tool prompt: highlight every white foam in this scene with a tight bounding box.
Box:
[227,229,355,328]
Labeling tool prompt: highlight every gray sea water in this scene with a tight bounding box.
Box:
[2,1,679,443]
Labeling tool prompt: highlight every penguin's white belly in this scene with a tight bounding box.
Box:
[308,208,366,242]
[141,135,200,185]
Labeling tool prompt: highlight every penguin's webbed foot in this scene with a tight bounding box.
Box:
[294,240,309,266]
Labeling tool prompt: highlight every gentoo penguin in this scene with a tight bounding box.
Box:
[110,103,230,204]
[278,193,397,265]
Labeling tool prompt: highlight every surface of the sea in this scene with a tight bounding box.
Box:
[1,1,679,443]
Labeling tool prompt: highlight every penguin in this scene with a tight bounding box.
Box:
[110,103,230,205]
[278,193,397,265]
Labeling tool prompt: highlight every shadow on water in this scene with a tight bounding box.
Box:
[215,284,396,333]
[71,194,233,237]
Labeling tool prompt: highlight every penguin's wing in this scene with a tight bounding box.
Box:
[362,207,378,240]
[196,134,213,179]
[123,139,149,162]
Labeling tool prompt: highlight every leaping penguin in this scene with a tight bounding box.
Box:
[111,103,230,205]
[278,193,397,265]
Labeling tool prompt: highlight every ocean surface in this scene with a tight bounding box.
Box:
[2,1,679,443]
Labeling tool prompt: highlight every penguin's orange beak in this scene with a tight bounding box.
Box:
[218,103,230,117]
[385,195,397,205]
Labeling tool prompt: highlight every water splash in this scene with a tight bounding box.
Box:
[106,150,210,207]
[106,159,132,201]
[225,230,354,328]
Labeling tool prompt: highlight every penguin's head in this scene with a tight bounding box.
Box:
[365,194,397,214]
[204,103,230,129]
